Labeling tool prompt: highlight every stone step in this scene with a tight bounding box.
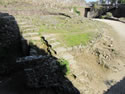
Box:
[20,26,38,30]
[55,47,67,54]
[57,53,75,65]
[25,36,41,41]
[47,38,57,43]
[61,53,74,60]
[21,28,39,33]
[18,22,28,25]
[21,25,36,29]
[54,47,74,57]
[2,15,15,20]
[22,32,39,37]
[0,13,9,17]
[48,38,56,41]
[16,18,26,22]
[42,34,56,39]
[51,42,60,47]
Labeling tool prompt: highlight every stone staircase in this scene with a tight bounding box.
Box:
[0,13,99,94]
[0,13,82,72]
[15,16,42,46]
[42,33,97,94]
[42,34,76,66]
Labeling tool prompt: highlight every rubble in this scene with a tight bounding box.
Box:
[90,33,117,68]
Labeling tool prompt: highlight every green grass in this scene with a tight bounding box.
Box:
[37,16,99,33]
[61,32,94,47]
[58,58,70,75]
[15,15,107,47]
[73,7,81,16]
[17,15,103,34]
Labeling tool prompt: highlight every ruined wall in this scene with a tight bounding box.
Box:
[112,4,125,17]
[0,12,23,75]
[28,0,85,7]
[86,4,125,18]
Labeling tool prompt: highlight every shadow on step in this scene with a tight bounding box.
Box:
[0,12,80,94]
[104,77,125,94]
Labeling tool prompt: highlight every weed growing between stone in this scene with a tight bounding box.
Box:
[58,58,70,75]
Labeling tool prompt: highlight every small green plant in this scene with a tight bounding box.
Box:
[58,58,70,75]
[101,15,106,19]
[101,12,112,19]
[73,7,81,16]
[106,12,112,18]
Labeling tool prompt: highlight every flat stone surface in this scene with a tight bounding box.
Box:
[43,34,56,39]
[55,47,67,53]
[51,42,60,47]
[26,36,41,40]
[48,38,56,43]
[18,22,28,25]
[21,25,36,28]
[2,16,14,19]
[61,53,74,60]
[23,28,38,32]
[42,34,76,65]
[22,32,39,37]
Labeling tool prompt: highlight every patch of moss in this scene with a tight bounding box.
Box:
[58,58,70,75]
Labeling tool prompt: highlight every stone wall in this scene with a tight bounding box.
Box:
[112,4,125,17]
[85,4,125,18]
[30,0,85,7]
[0,12,23,75]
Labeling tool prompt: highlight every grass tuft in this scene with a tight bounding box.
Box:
[58,58,70,75]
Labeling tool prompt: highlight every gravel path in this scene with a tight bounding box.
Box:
[95,19,125,39]
[95,19,125,94]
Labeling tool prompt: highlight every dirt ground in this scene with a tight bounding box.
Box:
[0,1,125,93]
[68,19,125,94]
[97,19,125,94]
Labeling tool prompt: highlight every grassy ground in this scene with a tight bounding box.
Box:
[58,58,70,75]
[36,16,107,47]
[15,15,108,47]
[0,0,109,47]
[61,32,93,47]
[0,2,120,94]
